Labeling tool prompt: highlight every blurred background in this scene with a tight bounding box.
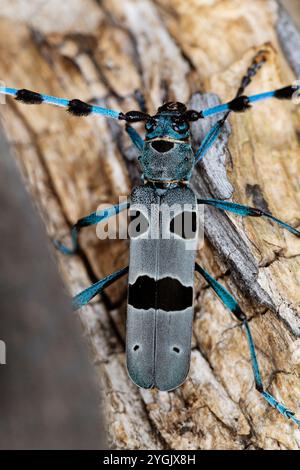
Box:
[0,0,298,450]
[0,126,106,449]
[283,0,300,25]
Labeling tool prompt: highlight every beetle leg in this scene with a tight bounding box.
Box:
[195,262,300,427]
[54,201,129,255]
[197,199,300,238]
[72,266,129,310]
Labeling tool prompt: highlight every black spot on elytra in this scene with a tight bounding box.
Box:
[129,210,149,236]
[170,211,197,239]
[128,276,193,311]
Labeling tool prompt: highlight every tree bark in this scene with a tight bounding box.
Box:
[0,0,300,450]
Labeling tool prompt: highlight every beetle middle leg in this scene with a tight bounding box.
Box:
[195,263,300,427]
[72,266,129,310]
[54,201,129,255]
[197,198,300,237]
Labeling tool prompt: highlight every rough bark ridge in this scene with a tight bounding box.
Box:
[0,0,300,450]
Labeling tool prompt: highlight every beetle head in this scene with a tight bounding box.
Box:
[139,102,198,183]
[144,102,190,149]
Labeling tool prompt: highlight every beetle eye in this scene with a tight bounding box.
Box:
[145,118,157,132]
[172,120,189,133]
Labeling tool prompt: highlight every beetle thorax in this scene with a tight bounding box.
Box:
[139,140,194,184]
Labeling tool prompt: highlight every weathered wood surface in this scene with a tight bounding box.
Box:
[0,0,300,450]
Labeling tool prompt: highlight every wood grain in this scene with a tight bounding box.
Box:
[0,0,300,450]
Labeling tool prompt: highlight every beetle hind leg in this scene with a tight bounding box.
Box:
[195,262,300,427]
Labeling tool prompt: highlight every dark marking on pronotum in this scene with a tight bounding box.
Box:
[67,99,92,116]
[16,89,43,104]
[128,275,193,311]
[151,140,174,153]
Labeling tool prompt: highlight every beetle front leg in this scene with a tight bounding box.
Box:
[125,124,144,152]
[194,48,269,163]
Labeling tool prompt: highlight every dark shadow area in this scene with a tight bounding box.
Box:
[0,130,106,449]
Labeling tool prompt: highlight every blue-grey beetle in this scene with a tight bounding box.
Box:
[2,49,300,426]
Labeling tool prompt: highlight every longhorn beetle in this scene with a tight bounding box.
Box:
[2,49,300,427]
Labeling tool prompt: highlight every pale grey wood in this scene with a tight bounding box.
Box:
[277,1,300,77]
[190,93,275,311]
